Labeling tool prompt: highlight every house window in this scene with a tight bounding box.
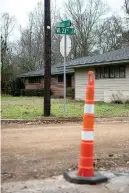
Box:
[100,67,104,79]
[58,75,63,83]
[95,65,126,79]
[104,67,109,78]
[96,68,101,79]
[119,66,125,78]
[115,67,119,78]
[110,66,115,78]
[28,77,41,83]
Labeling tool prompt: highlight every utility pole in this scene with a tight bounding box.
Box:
[44,0,51,116]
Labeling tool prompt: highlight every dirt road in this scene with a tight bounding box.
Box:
[1,122,129,183]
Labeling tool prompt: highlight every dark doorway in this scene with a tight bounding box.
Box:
[66,75,72,87]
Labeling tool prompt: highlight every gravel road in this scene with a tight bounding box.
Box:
[2,122,129,183]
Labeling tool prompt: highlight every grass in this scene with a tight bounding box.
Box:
[1,95,129,119]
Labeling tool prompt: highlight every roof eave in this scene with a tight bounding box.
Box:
[65,59,129,69]
[18,74,44,78]
[18,70,74,78]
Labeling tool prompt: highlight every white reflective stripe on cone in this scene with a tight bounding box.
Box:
[81,131,94,141]
[84,104,94,114]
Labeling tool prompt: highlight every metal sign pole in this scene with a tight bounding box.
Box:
[56,19,74,114]
[64,34,66,114]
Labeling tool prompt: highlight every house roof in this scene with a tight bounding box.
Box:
[19,63,74,78]
[20,47,129,78]
[59,47,129,69]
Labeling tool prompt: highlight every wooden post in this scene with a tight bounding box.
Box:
[44,0,51,116]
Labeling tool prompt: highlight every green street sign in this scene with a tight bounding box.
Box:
[59,19,71,28]
[56,19,71,28]
[55,27,75,35]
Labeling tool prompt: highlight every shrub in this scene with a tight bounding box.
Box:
[20,89,25,96]
[6,80,13,95]
[9,78,25,96]
[110,91,129,104]
[124,98,129,104]
[66,88,75,99]
[20,88,44,96]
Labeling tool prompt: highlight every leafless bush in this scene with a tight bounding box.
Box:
[111,91,128,104]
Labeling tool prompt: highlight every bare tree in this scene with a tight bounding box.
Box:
[124,0,129,34]
[96,16,127,53]
[16,0,63,73]
[65,0,108,58]
[1,13,15,69]
[125,0,129,15]
[0,13,15,41]
[51,1,63,65]
[17,1,45,72]
[0,13,15,92]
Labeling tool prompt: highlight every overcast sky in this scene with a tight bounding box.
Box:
[0,0,125,40]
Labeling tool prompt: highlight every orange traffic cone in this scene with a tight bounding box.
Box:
[64,71,108,184]
[78,71,94,177]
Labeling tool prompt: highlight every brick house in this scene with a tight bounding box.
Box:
[20,64,74,97]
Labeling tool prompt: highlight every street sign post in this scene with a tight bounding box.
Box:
[64,34,66,114]
[55,19,75,114]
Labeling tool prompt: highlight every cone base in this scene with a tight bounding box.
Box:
[63,171,108,185]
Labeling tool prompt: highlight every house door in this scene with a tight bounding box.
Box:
[66,75,72,87]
